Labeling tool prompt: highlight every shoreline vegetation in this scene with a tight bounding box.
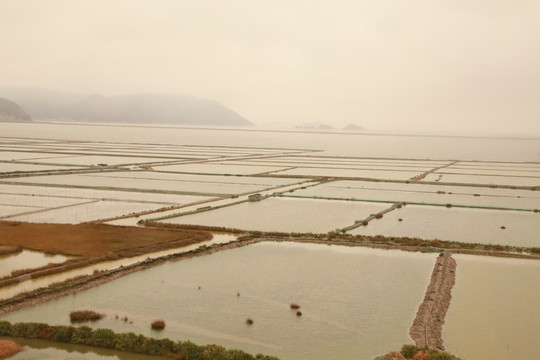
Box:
[0,320,279,359]
[375,344,461,360]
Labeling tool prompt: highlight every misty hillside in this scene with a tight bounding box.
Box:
[295,122,334,130]
[60,93,253,126]
[343,124,365,131]
[0,98,32,122]
[0,88,85,119]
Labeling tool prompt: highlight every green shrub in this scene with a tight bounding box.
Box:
[181,340,205,360]
[72,325,93,345]
[400,344,418,358]
[88,328,116,348]
[51,325,75,342]
[255,355,281,360]
[115,332,145,353]
[427,350,454,360]
[10,322,28,337]
[226,349,255,360]
[0,321,12,336]
[10,322,51,338]
[142,337,175,356]
[202,344,227,360]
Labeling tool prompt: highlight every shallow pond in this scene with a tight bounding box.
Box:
[424,172,540,187]
[0,234,236,301]
[0,250,72,278]
[444,255,540,360]
[1,337,159,360]
[291,181,540,210]
[160,197,391,233]
[349,204,540,247]
[1,242,435,360]
[7,200,169,224]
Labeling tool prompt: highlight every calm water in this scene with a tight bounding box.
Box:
[2,337,159,360]
[161,197,390,233]
[0,250,71,278]
[2,122,540,161]
[444,255,540,360]
[349,205,540,247]
[1,242,435,360]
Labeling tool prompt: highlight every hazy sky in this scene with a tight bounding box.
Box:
[1,0,539,135]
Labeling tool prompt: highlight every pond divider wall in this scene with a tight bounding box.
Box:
[409,252,456,350]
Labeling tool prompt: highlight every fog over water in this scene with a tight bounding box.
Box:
[1,1,540,135]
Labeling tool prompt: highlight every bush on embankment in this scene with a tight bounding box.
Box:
[0,321,280,359]
[397,344,460,360]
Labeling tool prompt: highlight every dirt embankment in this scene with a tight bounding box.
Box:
[409,252,456,350]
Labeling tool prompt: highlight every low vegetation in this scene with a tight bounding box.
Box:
[392,344,460,360]
[69,310,104,323]
[151,320,165,330]
[0,320,279,359]
[0,221,211,257]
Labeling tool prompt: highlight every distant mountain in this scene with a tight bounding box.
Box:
[0,98,32,122]
[343,124,365,131]
[295,122,334,130]
[0,88,253,127]
[60,93,253,126]
[0,88,85,119]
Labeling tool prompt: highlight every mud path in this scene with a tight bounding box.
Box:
[409,252,456,349]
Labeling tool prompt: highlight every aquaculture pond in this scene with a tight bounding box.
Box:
[444,255,540,360]
[0,250,72,278]
[0,234,236,301]
[1,242,436,360]
[160,197,391,233]
[348,205,540,247]
[292,180,540,209]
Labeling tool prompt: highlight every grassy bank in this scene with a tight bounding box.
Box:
[0,321,280,359]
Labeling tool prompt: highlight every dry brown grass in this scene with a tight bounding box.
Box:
[0,221,211,257]
[0,340,23,358]
[0,245,21,256]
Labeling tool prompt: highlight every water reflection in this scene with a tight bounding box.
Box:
[2,337,160,360]
[0,250,72,278]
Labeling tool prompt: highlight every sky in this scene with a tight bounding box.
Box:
[1,0,539,135]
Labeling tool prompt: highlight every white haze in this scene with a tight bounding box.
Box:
[1,0,539,136]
